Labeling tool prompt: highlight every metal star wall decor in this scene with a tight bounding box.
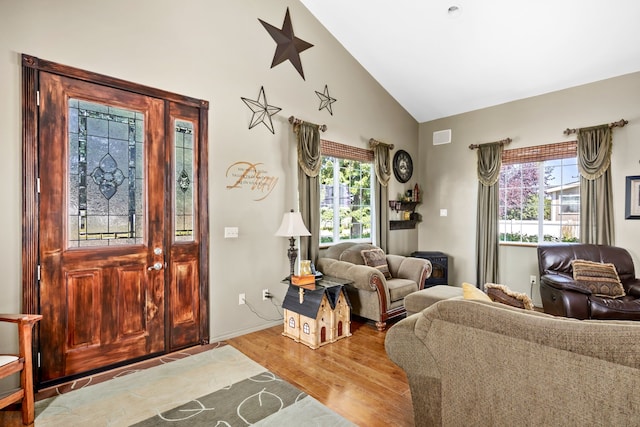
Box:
[259,8,314,80]
[315,84,337,115]
[241,86,282,134]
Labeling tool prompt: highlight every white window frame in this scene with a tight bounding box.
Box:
[319,155,375,247]
[499,154,580,244]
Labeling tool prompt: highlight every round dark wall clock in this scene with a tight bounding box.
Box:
[393,150,413,183]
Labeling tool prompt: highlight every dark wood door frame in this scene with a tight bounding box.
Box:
[21,54,210,387]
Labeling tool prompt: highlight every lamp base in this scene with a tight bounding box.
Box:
[287,236,298,278]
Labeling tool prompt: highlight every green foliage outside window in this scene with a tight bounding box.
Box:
[320,156,373,244]
[500,232,579,243]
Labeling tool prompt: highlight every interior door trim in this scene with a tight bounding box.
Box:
[21,54,210,384]
[22,55,207,109]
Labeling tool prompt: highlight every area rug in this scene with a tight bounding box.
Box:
[35,345,355,426]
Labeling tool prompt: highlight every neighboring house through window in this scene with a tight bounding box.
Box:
[319,140,375,246]
[499,141,580,243]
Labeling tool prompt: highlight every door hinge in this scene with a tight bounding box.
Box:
[37,177,41,194]
[37,264,41,281]
[37,352,41,368]
[36,90,40,106]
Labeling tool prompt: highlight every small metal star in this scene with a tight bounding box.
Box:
[259,8,314,80]
[315,85,337,115]
[241,86,282,134]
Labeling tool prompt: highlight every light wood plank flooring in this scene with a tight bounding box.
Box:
[227,318,415,427]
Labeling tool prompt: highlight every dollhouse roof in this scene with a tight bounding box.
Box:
[282,284,351,319]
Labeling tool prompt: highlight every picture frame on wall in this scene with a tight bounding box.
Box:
[625,175,640,219]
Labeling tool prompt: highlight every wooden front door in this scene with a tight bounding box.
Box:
[26,56,209,386]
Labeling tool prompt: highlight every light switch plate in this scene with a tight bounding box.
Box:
[224,227,239,238]
[440,209,448,217]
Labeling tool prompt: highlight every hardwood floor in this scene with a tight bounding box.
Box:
[227,318,415,427]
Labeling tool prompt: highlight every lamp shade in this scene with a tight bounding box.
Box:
[275,210,311,237]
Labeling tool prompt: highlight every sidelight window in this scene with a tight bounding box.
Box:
[174,120,195,241]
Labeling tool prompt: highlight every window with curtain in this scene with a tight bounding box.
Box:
[319,140,375,245]
[499,141,580,243]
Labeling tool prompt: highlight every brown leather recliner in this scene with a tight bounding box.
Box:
[537,243,640,320]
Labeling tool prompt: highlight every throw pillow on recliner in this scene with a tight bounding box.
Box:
[572,259,626,298]
[485,283,535,310]
[462,282,534,310]
[361,248,392,279]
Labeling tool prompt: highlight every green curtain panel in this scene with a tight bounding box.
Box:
[476,142,503,288]
[372,144,391,252]
[295,122,321,264]
[295,122,321,177]
[577,125,614,245]
[372,144,391,187]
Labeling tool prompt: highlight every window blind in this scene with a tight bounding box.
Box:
[321,139,374,162]
[502,141,577,165]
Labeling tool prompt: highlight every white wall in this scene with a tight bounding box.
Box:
[418,72,640,306]
[0,0,418,343]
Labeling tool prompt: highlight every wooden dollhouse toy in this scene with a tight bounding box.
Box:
[282,281,351,349]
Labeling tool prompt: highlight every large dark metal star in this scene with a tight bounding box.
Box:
[315,85,337,115]
[241,86,282,134]
[259,8,314,80]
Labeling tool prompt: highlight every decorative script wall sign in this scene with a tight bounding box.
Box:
[226,161,278,201]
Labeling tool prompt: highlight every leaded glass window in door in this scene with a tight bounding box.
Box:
[174,119,194,241]
[68,99,144,247]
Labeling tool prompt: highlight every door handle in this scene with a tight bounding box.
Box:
[147,262,163,271]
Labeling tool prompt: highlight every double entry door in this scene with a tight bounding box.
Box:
[23,55,209,386]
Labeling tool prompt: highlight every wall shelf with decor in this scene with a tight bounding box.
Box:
[389,200,421,230]
[390,219,419,230]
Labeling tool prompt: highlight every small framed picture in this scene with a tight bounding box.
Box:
[625,176,640,219]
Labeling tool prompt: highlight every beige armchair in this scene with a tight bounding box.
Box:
[316,243,431,330]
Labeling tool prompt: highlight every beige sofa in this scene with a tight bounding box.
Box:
[385,298,640,426]
[316,242,432,331]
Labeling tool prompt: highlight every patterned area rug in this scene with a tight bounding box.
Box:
[36,344,223,401]
[35,346,354,426]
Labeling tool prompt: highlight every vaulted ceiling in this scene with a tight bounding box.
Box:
[300,0,640,122]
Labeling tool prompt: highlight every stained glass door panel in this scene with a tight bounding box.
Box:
[68,99,144,247]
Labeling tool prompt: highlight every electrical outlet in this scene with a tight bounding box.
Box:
[238,293,245,305]
[262,289,270,300]
[530,275,536,285]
